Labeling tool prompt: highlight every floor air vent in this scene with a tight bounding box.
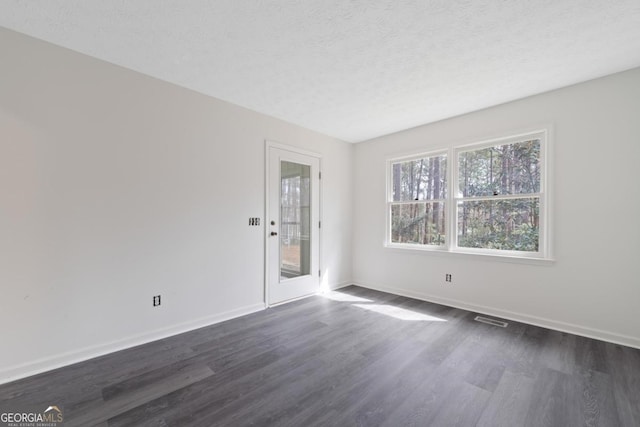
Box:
[474,316,508,328]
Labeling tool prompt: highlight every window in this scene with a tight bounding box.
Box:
[389,153,447,246]
[387,130,549,259]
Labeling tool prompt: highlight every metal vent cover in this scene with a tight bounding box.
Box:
[474,316,508,328]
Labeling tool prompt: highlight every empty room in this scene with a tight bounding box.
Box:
[1,1,639,426]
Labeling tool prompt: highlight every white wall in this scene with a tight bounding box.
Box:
[0,28,353,383]
[353,68,640,348]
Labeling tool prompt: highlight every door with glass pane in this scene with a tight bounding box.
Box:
[267,145,320,305]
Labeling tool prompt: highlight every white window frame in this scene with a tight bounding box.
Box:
[386,150,449,250]
[386,129,552,262]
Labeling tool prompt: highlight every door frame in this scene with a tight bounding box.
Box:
[264,140,323,307]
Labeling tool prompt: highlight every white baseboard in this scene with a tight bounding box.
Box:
[269,281,355,307]
[0,302,265,385]
[352,281,640,350]
[329,281,353,291]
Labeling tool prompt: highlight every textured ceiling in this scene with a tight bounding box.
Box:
[1,1,640,142]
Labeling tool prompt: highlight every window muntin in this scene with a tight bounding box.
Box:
[389,153,447,246]
[387,131,548,259]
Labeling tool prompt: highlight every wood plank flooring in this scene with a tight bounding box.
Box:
[1,285,639,426]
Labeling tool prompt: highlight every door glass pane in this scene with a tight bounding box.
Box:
[280,161,311,280]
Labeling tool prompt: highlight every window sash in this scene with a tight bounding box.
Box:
[387,151,448,202]
[455,196,540,253]
[389,201,447,246]
[457,139,541,197]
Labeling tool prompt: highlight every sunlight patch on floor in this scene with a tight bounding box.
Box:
[352,303,447,322]
[322,290,373,303]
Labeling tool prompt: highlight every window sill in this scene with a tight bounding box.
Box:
[384,244,555,266]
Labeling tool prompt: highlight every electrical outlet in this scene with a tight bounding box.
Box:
[153,295,161,307]
[249,217,261,226]
[445,274,452,283]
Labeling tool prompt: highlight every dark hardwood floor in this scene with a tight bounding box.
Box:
[1,285,639,426]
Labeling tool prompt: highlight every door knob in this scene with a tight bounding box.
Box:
[271,232,278,236]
